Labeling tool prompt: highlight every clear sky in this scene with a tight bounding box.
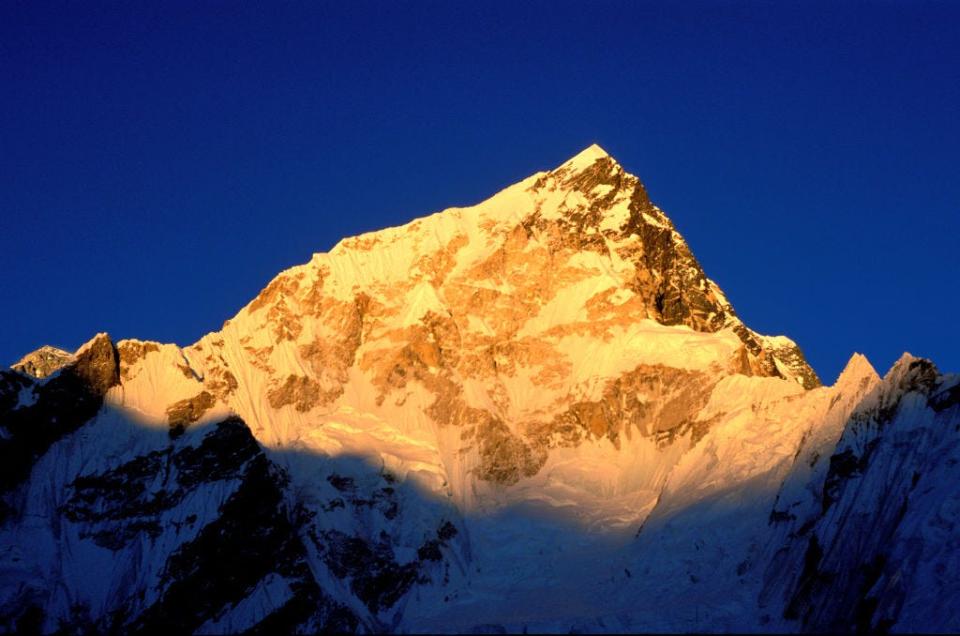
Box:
[1,1,958,383]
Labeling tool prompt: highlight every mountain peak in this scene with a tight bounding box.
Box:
[11,344,75,379]
[883,351,939,393]
[8,146,953,634]
[835,352,880,388]
[558,143,613,172]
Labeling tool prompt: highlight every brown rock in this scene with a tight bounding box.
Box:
[166,391,217,430]
[73,334,120,395]
[12,346,74,379]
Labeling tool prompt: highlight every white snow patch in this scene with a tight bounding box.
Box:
[15,385,38,410]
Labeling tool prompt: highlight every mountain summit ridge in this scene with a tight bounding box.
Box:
[235,145,819,389]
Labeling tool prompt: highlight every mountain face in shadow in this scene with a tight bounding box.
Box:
[1,147,958,633]
[0,372,460,633]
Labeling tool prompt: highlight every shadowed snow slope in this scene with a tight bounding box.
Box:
[2,147,957,633]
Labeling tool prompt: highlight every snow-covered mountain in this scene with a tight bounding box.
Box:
[11,346,74,380]
[1,145,956,633]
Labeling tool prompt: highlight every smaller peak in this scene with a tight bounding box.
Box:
[883,351,939,392]
[12,345,75,379]
[884,352,924,378]
[34,345,73,359]
[73,332,120,394]
[75,332,112,358]
[836,352,879,387]
[557,143,615,172]
[892,351,919,367]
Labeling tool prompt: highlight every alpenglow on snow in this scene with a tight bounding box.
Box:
[1,146,958,633]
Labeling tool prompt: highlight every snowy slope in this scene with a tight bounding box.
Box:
[761,356,960,633]
[1,145,955,633]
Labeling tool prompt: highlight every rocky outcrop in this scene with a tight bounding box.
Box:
[534,364,717,449]
[0,333,119,493]
[166,390,216,435]
[72,333,121,394]
[267,375,327,412]
[117,340,161,379]
[11,345,74,379]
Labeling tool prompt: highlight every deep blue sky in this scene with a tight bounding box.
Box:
[2,2,958,383]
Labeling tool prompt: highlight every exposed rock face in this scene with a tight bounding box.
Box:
[537,364,718,449]
[1,146,954,633]
[11,345,74,379]
[761,334,822,390]
[72,333,120,394]
[118,340,161,379]
[166,390,216,435]
[0,333,119,493]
